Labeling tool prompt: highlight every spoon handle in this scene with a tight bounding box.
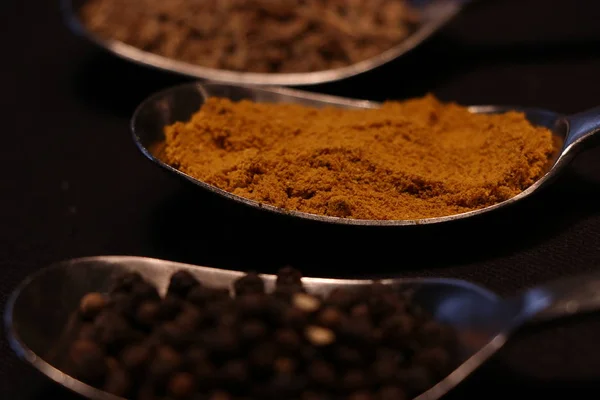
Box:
[562,106,600,149]
[522,270,600,323]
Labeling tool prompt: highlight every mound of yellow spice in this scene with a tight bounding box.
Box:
[164,96,556,220]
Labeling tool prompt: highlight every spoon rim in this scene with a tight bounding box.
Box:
[5,255,504,400]
[131,82,566,227]
[61,0,466,86]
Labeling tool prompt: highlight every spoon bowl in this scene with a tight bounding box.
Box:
[62,0,467,86]
[131,82,600,226]
[6,256,600,400]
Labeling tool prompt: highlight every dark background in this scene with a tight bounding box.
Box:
[2,0,600,398]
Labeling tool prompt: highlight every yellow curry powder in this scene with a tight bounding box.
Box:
[163,95,556,220]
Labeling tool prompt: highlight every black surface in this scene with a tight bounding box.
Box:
[2,0,600,398]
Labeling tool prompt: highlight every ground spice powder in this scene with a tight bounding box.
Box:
[164,96,556,220]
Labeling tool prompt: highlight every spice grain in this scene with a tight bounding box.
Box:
[165,96,556,220]
[65,266,461,399]
[80,0,420,73]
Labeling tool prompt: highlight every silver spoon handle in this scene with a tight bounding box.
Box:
[522,270,600,323]
[563,105,600,149]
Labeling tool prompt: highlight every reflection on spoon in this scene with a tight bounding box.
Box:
[131,82,600,226]
[6,256,600,400]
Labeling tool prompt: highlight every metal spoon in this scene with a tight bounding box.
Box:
[62,0,467,86]
[131,82,600,226]
[5,256,600,400]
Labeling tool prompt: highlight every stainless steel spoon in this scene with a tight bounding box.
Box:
[5,256,600,400]
[62,0,467,86]
[131,82,600,226]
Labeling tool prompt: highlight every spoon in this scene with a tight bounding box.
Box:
[5,256,600,400]
[62,0,467,86]
[131,82,600,227]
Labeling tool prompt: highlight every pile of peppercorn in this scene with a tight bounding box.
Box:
[67,267,458,400]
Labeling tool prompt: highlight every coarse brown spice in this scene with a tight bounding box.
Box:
[79,0,420,73]
[164,96,557,220]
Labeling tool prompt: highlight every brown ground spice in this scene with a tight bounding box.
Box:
[79,0,420,73]
[163,96,557,220]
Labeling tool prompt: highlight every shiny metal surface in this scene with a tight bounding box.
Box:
[6,256,600,400]
[131,82,600,226]
[62,0,466,86]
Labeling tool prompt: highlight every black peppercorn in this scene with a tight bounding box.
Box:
[302,391,332,400]
[204,328,239,360]
[136,301,161,328]
[326,288,356,310]
[131,281,161,303]
[334,345,363,366]
[342,369,368,392]
[103,364,131,397]
[317,307,343,329]
[275,328,301,352]
[158,321,192,350]
[276,266,303,287]
[106,356,120,371]
[239,320,268,343]
[372,358,396,384]
[308,361,336,387]
[266,373,305,399]
[397,366,435,396]
[414,347,451,377]
[350,304,370,319]
[208,390,232,400]
[148,345,182,384]
[249,343,277,376]
[194,359,216,385]
[237,293,268,317]
[280,306,307,328]
[111,292,137,318]
[274,357,296,375]
[234,272,265,296]
[121,344,152,374]
[375,348,405,366]
[378,385,408,400]
[299,345,318,364]
[339,318,374,346]
[94,310,136,353]
[187,285,228,306]
[218,311,238,329]
[62,267,460,400]
[274,283,306,301]
[185,346,208,366]
[381,314,415,344]
[292,293,322,314]
[212,287,232,301]
[219,360,249,387]
[206,298,236,322]
[157,296,183,320]
[348,391,374,400]
[109,271,143,294]
[186,285,206,306]
[136,383,158,400]
[68,339,107,384]
[168,270,200,298]
[368,292,404,321]
[79,292,108,320]
[305,326,336,347]
[78,323,97,341]
[175,305,204,332]
[168,372,196,398]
